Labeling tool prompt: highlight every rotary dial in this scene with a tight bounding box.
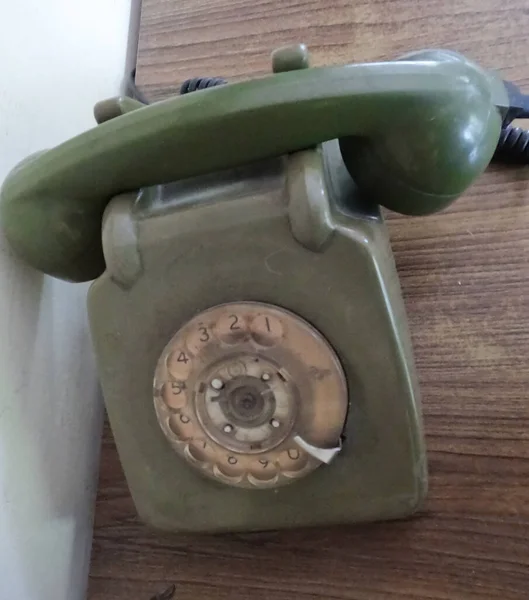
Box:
[153,302,348,489]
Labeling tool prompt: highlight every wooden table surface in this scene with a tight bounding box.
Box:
[88,1,529,598]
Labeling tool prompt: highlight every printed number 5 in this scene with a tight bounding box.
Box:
[171,381,185,395]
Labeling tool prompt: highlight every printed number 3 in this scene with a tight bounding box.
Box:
[199,326,210,342]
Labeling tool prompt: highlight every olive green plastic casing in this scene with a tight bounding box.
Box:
[87,141,427,533]
[0,47,509,533]
[0,50,506,283]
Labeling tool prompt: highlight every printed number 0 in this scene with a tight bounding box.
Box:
[288,449,300,460]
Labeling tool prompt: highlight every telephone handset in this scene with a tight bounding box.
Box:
[1,46,507,282]
[0,44,521,533]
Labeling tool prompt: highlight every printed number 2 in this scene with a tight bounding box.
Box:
[229,314,240,330]
[177,351,189,364]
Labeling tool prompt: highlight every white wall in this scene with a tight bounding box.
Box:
[0,1,132,598]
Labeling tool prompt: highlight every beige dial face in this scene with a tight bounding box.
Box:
[153,302,348,489]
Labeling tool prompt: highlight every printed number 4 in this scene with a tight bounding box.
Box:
[177,351,189,364]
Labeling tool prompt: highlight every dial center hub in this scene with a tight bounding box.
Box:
[220,376,274,426]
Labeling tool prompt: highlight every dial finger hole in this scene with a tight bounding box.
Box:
[185,442,209,464]
[249,457,278,481]
[187,322,214,354]
[168,412,194,439]
[247,472,280,487]
[276,446,309,473]
[213,460,244,481]
[216,311,248,344]
[166,349,193,380]
[251,313,284,347]
[162,381,187,410]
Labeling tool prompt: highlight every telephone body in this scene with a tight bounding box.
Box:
[0,45,514,533]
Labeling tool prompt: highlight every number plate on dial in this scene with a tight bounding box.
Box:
[153,302,348,489]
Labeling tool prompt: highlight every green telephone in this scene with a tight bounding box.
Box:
[1,44,525,533]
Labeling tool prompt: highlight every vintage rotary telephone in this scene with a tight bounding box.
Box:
[2,44,528,533]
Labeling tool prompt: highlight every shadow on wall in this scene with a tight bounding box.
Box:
[0,0,134,598]
[0,240,103,599]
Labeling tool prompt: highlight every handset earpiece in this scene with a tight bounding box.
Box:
[339,49,507,215]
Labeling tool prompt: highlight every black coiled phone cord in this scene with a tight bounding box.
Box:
[179,76,227,93]
[494,126,529,163]
[493,79,529,163]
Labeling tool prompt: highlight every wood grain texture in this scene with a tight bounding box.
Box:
[88,1,529,598]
